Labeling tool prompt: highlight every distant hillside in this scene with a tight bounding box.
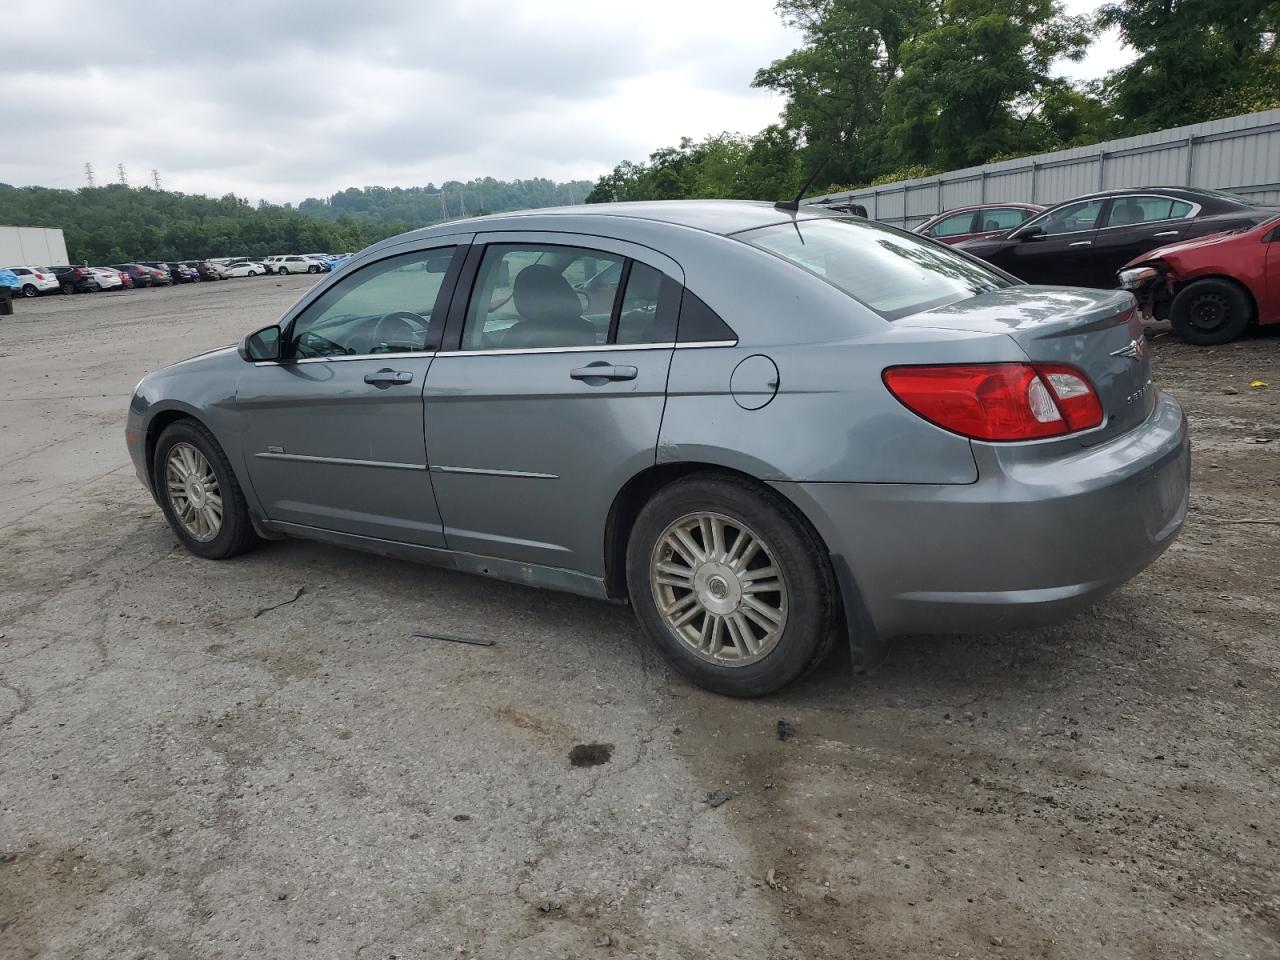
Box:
[297,178,594,226]
[0,176,594,264]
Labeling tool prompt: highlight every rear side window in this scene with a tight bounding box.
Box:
[459,244,681,350]
[926,211,976,238]
[739,218,1007,321]
[979,207,1033,231]
[1106,196,1194,227]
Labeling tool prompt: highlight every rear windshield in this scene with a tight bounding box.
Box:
[739,217,1010,320]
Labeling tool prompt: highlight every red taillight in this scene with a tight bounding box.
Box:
[882,363,1103,442]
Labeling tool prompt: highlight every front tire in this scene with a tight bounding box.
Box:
[20,284,38,298]
[153,419,259,560]
[307,264,318,274]
[1170,279,1251,346]
[625,473,837,697]
[278,266,290,275]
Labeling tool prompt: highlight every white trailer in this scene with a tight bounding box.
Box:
[0,225,70,267]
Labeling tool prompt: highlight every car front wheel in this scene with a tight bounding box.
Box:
[307,264,318,274]
[20,284,38,298]
[626,473,837,697]
[278,266,290,275]
[1170,278,1252,346]
[153,419,259,560]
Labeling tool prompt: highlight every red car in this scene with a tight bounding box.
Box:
[1119,213,1280,345]
[913,202,1044,245]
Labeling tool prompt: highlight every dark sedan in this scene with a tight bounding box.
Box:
[956,187,1274,288]
[110,264,156,288]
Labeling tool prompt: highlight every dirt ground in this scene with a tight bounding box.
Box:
[0,277,1276,960]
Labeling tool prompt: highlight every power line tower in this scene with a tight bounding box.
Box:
[117,163,128,186]
[84,162,96,187]
[152,169,162,190]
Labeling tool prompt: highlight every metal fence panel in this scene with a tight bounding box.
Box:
[808,108,1280,229]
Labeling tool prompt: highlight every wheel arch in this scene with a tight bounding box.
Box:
[143,404,207,483]
[1174,274,1259,323]
[602,460,828,601]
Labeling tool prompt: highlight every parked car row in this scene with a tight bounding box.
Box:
[905,186,1278,344]
[3,252,352,298]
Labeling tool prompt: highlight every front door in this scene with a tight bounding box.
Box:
[237,242,465,546]
[1005,198,1104,286]
[423,235,682,576]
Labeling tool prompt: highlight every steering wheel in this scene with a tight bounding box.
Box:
[371,311,428,352]
[295,330,351,358]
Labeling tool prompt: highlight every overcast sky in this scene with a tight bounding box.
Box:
[1,0,1132,205]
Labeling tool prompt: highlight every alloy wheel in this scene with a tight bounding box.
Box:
[650,511,788,666]
[164,442,223,542]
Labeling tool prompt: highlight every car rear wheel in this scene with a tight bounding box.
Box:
[1170,279,1251,346]
[20,284,38,298]
[153,420,259,560]
[626,473,837,697]
[60,283,73,295]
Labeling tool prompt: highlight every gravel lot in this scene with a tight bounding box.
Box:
[1,277,1277,959]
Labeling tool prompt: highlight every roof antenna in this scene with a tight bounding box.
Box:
[775,160,828,213]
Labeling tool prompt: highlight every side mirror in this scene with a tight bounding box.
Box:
[238,324,282,362]
[1017,225,1045,241]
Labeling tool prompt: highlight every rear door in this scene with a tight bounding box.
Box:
[423,233,682,576]
[1005,198,1104,286]
[236,240,467,546]
[1091,194,1195,287]
[921,209,979,244]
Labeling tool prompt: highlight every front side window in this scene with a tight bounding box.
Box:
[1034,200,1104,235]
[740,218,1008,320]
[1106,196,1194,227]
[926,211,977,238]
[288,247,456,359]
[980,207,1034,231]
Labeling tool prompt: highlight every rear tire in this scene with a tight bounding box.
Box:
[153,419,259,560]
[625,473,837,697]
[60,283,73,295]
[1170,279,1251,346]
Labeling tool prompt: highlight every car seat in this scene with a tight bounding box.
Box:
[502,265,598,348]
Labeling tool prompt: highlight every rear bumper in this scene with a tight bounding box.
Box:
[774,390,1190,638]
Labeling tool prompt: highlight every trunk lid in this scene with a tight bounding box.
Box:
[896,286,1153,443]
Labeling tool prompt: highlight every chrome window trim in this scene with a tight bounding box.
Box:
[430,465,559,480]
[438,342,677,359]
[253,451,426,471]
[1018,194,1201,238]
[675,339,738,349]
[254,350,435,366]
[1097,194,1201,230]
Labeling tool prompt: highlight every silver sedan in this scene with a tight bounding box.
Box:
[125,201,1190,697]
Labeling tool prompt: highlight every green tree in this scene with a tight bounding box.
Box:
[1098,0,1280,132]
[881,0,1091,169]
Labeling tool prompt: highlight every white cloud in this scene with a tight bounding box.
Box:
[0,0,1134,204]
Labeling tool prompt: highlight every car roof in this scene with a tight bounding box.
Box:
[408,200,848,240]
[1049,186,1250,205]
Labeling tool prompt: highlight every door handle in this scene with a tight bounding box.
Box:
[570,363,638,383]
[364,368,414,385]
[1068,240,1093,247]
[1153,230,1179,237]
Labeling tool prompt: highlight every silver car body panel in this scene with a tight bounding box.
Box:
[126,201,1191,642]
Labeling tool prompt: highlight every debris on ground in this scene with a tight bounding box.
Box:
[704,789,732,808]
[412,631,496,647]
[568,743,614,767]
[776,719,797,741]
[251,586,305,619]
[1248,379,1268,389]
